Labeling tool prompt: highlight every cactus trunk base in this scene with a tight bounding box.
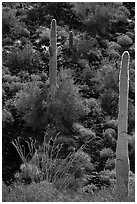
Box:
[116,158,130,201]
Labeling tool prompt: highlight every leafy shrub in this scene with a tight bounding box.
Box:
[2,6,29,38]
[2,108,14,127]
[83,3,118,35]
[2,73,22,100]
[48,71,90,128]
[84,98,102,118]
[36,26,50,45]
[129,43,135,59]
[13,70,90,131]
[73,123,96,140]
[64,32,97,59]
[94,64,119,94]
[2,7,17,34]
[13,136,94,191]
[103,130,116,151]
[114,6,130,23]
[15,163,42,184]
[107,49,120,60]
[100,148,114,159]
[117,34,133,47]
[105,158,115,171]
[98,148,114,171]
[13,80,46,130]
[128,99,135,133]
[6,44,41,74]
[126,31,135,40]
[105,119,118,131]
[100,89,118,117]
[108,41,121,50]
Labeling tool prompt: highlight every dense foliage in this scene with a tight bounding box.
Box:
[2,2,135,201]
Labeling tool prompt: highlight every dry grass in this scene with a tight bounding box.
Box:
[2,178,135,202]
[3,136,135,202]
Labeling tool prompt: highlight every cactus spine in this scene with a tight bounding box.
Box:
[116,51,130,201]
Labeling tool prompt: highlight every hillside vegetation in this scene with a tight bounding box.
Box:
[2,2,135,202]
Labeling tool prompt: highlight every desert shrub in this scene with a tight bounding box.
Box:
[114,5,130,23]
[99,148,114,171]
[106,42,121,60]
[128,99,135,133]
[105,119,118,131]
[15,163,42,184]
[108,41,121,50]
[2,108,14,128]
[117,34,133,47]
[2,5,30,38]
[13,80,47,130]
[2,73,23,100]
[36,26,50,45]
[100,89,118,117]
[85,5,114,35]
[73,123,96,139]
[103,128,116,150]
[105,158,115,171]
[57,26,69,42]
[13,136,94,191]
[2,7,17,34]
[97,63,119,92]
[48,71,90,129]
[100,148,114,159]
[107,49,120,60]
[71,3,120,35]
[6,44,41,74]
[126,31,135,40]
[84,98,102,118]
[64,32,98,60]
[13,70,90,131]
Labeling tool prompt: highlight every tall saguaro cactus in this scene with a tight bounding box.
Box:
[49,19,57,91]
[69,31,74,52]
[48,19,61,98]
[116,51,130,201]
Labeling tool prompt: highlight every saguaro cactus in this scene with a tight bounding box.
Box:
[49,19,57,90]
[116,51,130,201]
[69,31,74,51]
[48,19,61,98]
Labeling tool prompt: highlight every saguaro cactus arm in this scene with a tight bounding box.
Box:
[116,51,130,201]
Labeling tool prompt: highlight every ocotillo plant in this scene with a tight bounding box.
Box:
[116,51,130,201]
[48,19,61,98]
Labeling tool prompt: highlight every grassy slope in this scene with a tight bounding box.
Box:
[2,175,135,202]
